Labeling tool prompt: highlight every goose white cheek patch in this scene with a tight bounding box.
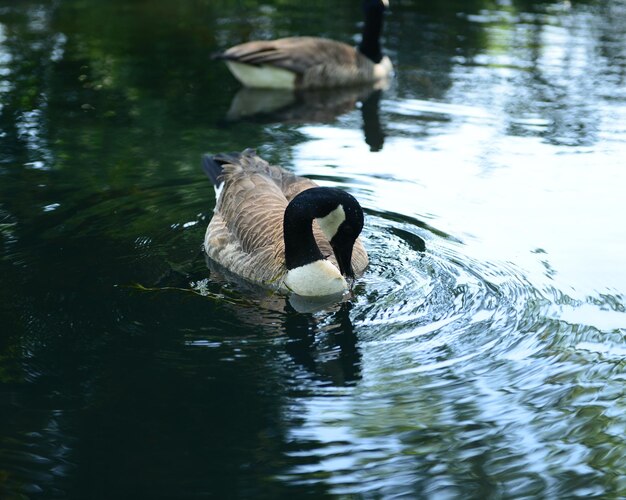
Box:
[317,204,346,241]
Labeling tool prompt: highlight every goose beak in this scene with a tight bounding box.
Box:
[332,242,355,280]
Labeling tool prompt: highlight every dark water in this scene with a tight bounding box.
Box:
[1,0,625,498]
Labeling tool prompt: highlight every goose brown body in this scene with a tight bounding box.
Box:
[203,150,368,292]
[221,37,392,89]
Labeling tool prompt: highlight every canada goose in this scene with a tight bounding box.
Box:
[202,149,368,297]
[215,0,392,89]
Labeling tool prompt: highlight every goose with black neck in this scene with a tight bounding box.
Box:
[214,0,392,89]
[201,149,368,297]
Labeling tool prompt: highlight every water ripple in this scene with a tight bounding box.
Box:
[278,209,613,496]
[352,211,546,377]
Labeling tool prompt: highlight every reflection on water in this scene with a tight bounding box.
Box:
[1,0,626,498]
[224,85,386,151]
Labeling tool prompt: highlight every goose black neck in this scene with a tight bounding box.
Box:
[283,188,347,270]
[358,0,386,64]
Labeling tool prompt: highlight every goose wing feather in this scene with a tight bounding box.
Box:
[207,157,286,284]
[220,37,360,75]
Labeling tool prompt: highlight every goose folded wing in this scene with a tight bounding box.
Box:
[220,37,357,75]
[219,171,287,257]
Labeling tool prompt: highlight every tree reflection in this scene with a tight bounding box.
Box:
[1,0,622,497]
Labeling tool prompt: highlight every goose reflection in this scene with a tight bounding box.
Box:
[222,85,386,151]
[200,255,361,385]
[283,302,361,385]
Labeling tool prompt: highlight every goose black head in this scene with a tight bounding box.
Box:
[284,187,364,279]
[315,189,365,279]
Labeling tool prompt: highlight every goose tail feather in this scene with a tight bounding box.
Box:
[201,154,226,188]
[202,149,259,188]
[211,50,227,61]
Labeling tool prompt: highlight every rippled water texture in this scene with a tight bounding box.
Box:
[1,0,625,498]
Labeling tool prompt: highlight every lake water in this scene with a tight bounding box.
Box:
[1,0,625,498]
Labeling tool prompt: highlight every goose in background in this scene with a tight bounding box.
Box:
[214,0,392,89]
[202,149,368,297]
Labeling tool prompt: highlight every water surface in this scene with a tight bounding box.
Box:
[1,0,625,498]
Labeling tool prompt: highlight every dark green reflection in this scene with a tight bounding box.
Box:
[1,0,621,498]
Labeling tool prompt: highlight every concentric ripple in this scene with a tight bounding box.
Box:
[277,210,566,497]
[350,211,546,374]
